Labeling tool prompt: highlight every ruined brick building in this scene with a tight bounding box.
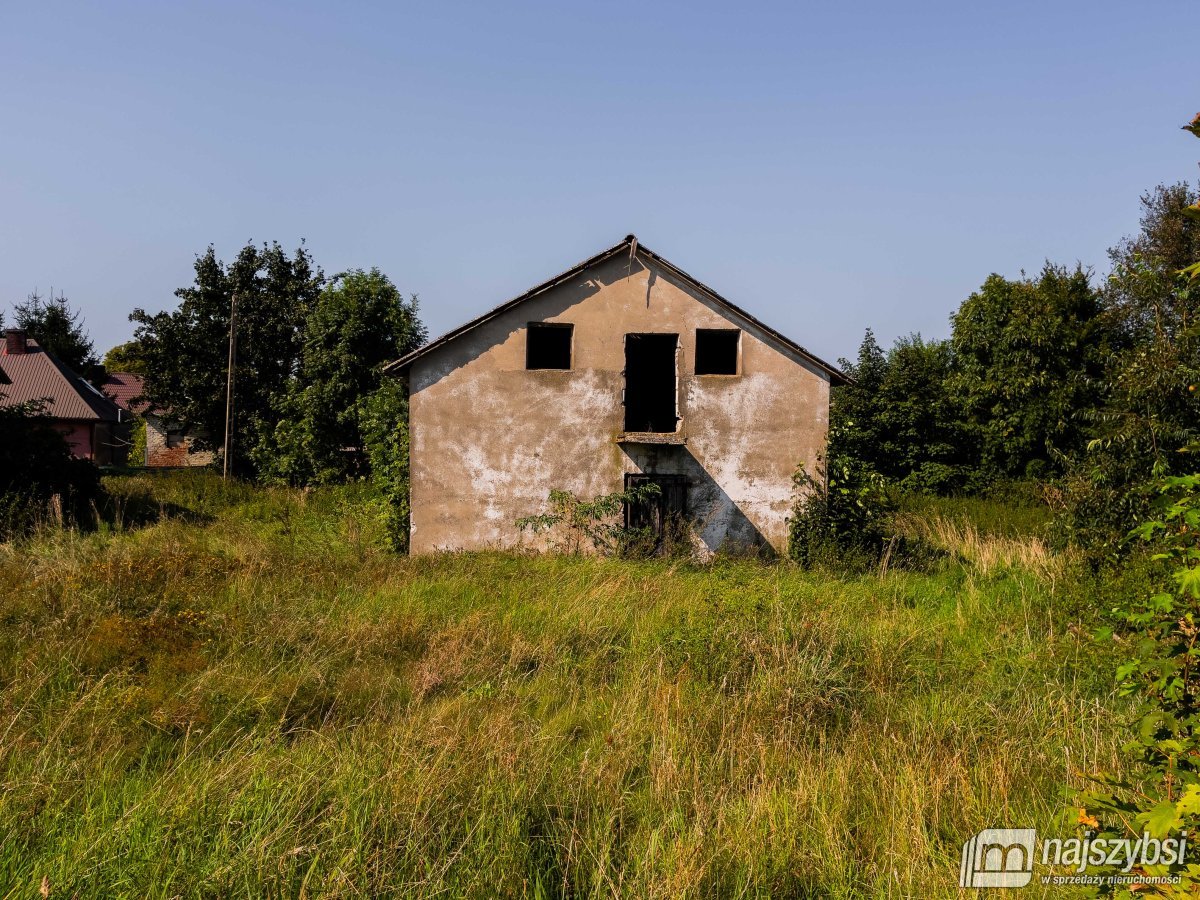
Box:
[386,236,847,555]
[102,372,215,468]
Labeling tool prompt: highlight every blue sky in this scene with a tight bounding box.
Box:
[1,1,1196,364]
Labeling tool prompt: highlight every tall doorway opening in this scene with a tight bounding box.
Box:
[624,333,678,433]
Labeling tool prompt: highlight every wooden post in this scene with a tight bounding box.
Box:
[222,292,238,480]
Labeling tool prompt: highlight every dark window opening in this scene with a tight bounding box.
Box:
[624,333,678,432]
[166,425,186,448]
[624,473,688,542]
[526,323,573,370]
[695,328,740,375]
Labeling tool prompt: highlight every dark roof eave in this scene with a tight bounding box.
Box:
[633,242,851,386]
[384,236,850,385]
[383,238,632,376]
[0,349,124,420]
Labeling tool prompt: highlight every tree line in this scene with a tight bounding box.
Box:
[826,180,1200,550]
[4,174,1198,554]
[124,243,426,486]
[1,245,426,545]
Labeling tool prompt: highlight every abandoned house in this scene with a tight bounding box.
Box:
[0,328,130,464]
[385,235,848,556]
[102,372,216,468]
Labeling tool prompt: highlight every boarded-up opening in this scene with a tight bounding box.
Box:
[526,323,573,370]
[624,473,687,539]
[695,328,739,375]
[624,333,678,432]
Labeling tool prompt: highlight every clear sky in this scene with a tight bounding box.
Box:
[1,1,1196,365]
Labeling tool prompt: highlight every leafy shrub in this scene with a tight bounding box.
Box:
[787,450,894,571]
[516,483,669,556]
[127,416,147,466]
[358,379,411,551]
[1082,472,1200,892]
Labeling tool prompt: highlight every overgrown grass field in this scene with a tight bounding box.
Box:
[0,474,1125,898]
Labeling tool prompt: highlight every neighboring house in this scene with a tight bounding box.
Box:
[0,328,129,464]
[101,372,216,468]
[386,235,848,556]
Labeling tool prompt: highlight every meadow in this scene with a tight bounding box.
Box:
[0,473,1128,898]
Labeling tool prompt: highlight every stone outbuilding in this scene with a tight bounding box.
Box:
[386,236,848,556]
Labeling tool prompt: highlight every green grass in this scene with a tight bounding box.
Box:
[0,473,1124,898]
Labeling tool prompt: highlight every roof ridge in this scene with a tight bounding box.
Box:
[39,351,123,420]
[384,235,848,383]
[0,347,123,421]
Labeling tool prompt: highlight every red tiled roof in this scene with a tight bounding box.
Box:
[0,340,123,422]
[101,372,150,414]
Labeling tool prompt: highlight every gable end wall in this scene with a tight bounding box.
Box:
[407,254,829,555]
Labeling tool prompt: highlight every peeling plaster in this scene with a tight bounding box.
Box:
[406,253,831,555]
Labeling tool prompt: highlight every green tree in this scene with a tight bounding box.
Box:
[256,269,426,484]
[832,330,973,493]
[1080,118,1200,897]
[13,291,98,377]
[101,340,150,375]
[1060,185,1200,547]
[130,242,323,476]
[950,264,1107,481]
[829,329,887,468]
[877,336,973,492]
[1092,183,1200,475]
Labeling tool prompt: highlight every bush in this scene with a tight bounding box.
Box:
[1082,472,1200,891]
[127,416,147,467]
[0,401,103,538]
[787,451,894,571]
[516,483,670,556]
[359,379,412,551]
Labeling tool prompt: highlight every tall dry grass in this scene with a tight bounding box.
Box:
[0,473,1123,898]
[895,510,1067,583]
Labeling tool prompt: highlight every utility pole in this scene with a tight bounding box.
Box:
[222,292,238,481]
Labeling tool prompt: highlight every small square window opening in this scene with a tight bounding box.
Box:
[526,323,573,370]
[695,329,739,375]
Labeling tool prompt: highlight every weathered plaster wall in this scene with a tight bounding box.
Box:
[407,253,830,555]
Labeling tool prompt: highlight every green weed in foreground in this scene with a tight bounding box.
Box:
[0,474,1123,898]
